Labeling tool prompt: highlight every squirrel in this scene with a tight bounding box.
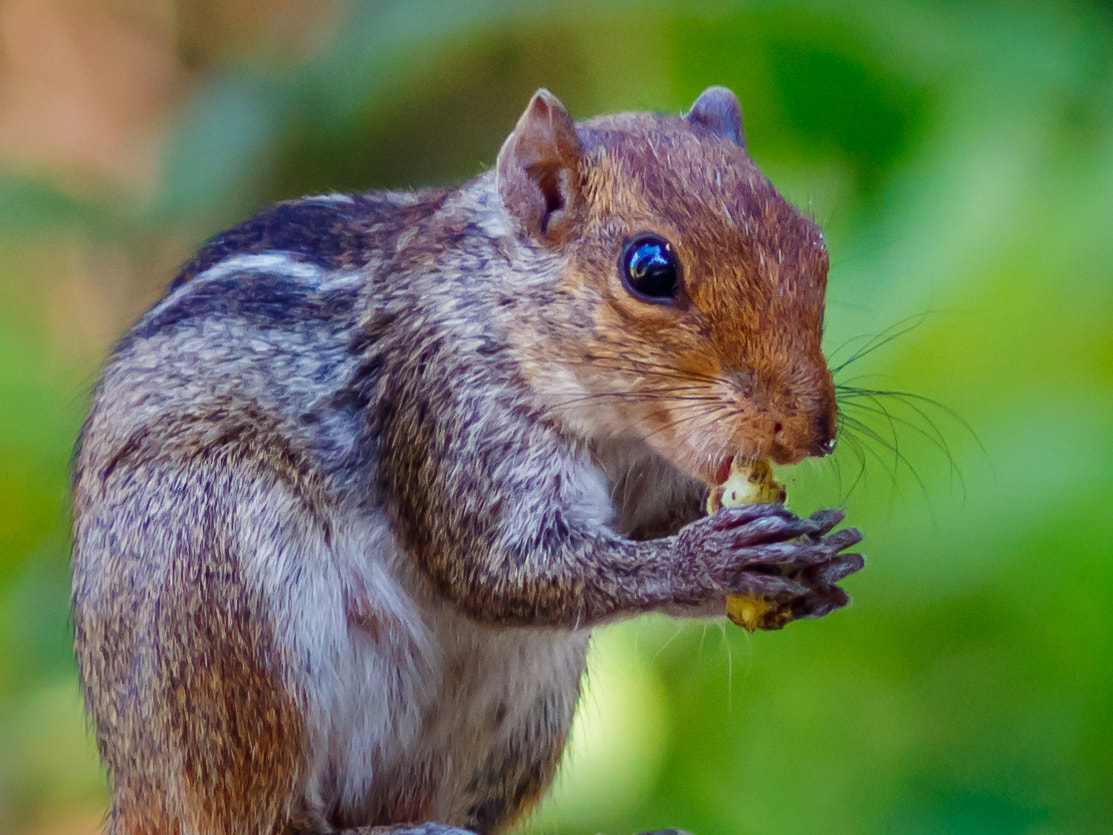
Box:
[71,86,864,835]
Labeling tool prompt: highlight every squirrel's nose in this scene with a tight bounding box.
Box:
[726,367,837,463]
[765,394,838,464]
[808,407,838,458]
[767,416,833,464]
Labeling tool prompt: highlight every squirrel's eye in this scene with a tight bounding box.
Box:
[620,235,680,302]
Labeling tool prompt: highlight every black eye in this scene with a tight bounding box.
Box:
[620,235,680,302]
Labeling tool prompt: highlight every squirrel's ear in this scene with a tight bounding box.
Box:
[686,86,746,148]
[496,89,582,243]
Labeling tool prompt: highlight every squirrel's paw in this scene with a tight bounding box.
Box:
[675,503,864,615]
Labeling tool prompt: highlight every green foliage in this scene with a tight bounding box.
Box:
[2,0,1111,831]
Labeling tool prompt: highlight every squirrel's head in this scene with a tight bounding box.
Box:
[496,87,837,485]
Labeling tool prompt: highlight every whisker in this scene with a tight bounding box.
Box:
[577,353,726,386]
[848,394,901,475]
[829,432,869,502]
[837,413,931,500]
[540,389,721,419]
[617,356,725,384]
[839,395,964,495]
[826,306,981,508]
[838,385,985,457]
[837,382,983,503]
[828,312,931,375]
[637,402,729,447]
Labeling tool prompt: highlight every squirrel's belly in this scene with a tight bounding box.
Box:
[354,604,590,830]
[410,610,591,830]
[264,504,590,830]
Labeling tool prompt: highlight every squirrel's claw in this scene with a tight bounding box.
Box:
[676,505,864,625]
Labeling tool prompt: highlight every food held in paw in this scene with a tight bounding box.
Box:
[706,459,785,513]
[724,593,776,633]
[707,459,789,632]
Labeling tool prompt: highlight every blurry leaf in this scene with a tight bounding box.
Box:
[0,175,113,240]
[156,73,287,228]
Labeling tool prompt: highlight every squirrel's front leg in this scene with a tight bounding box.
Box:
[380,384,862,628]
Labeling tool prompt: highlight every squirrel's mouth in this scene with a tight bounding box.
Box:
[712,456,735,486]
[695,453,750,488]
[704,453,766,487]
[670,445,753,488]
[708,457,787,508]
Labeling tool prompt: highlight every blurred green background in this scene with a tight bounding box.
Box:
[1,0,1111,832]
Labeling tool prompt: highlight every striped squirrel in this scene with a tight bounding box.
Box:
[72,86,863,834]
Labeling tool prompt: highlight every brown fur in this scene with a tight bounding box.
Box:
[72,87,861,835]
[508,107,835,484]
[75,441,311,834]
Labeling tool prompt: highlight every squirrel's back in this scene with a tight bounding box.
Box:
[82,191,445,504]
[73,187,590,833]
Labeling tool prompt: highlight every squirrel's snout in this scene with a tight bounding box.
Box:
[723,367,837,465]
[764,413,833,465]
[809,404,838,458]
